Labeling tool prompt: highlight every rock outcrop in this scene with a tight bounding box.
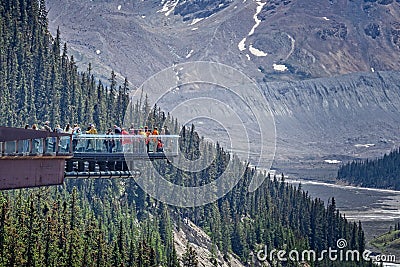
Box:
[263,71,400,177]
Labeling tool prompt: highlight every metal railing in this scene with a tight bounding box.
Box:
[72,134,179,156]
[0,133,180,158]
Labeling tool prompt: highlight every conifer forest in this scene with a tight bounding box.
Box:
[338,148,400,190]
[0,0,375,266]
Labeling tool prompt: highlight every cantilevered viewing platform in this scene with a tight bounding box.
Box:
[0,127,180,189]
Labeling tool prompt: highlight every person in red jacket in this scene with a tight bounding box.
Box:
[156,138,164,152]
[121,127,131,151]
[143,126,151,152]
[152,127,159,135]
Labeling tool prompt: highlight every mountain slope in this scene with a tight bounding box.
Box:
[46,0,400,84]
[263,70,400,177]
[46,0,400,177]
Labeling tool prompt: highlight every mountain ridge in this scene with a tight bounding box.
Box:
[46,0,400,84]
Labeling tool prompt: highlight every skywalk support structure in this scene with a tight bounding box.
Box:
[0,127,180,190]
[64,134,179,178]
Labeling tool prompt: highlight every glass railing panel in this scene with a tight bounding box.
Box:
[4,141,16,155]
[58,136,72,153]
[32,139,43,154]
[159,135,179,155]
[42,137,56,154]
[0,137,75,156]
[71,135,180,155]
[121,137,147,153]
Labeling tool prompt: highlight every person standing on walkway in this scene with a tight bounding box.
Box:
[72,124,81,151]
[23,124,30,154]
[114,125,122,151]
[104,128,115,153]
[85,124,98,151]
[42,121,52,152]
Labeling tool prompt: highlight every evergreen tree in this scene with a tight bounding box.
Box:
[182,244,198,267]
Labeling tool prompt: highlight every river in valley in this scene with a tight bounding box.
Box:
[285,179,400,243]
[286,179,400,265]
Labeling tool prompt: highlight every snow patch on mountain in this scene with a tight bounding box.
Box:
[158,0,179,16]
[238,1,265,53]
[249,44,267,56]
[249,0,266,36]
[273,64,288,71]
[355,144,375,148]
[285,33,296,60]
[324,159,341,164]
[190,18,204,25]
[186,49,194,58]
[238,38,247,51]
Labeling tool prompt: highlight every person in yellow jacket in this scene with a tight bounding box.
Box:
[85,124,98,150]
[86,124,98,134]
[138,127,147,137]
[138,127,147,152]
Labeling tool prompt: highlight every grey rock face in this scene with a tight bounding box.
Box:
[263,71,400,176]
[174,0,232,21]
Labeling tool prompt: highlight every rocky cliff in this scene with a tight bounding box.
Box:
[264,71,400,177]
